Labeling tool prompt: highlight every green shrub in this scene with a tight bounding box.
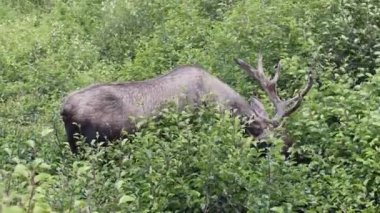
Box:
[1,0,379,212]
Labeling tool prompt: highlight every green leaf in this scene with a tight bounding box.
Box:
[13,164,29,178]
[115,180,124,191]
[4,147,12,155]
[74,200,87,209]
[41,128,54,137]
[26,140,35,148]
[119,195,135,204]
[33,202,52,213]
[76,165,91,176]
[35,173,52,183]
[270,206,284,213]
[2,206,26,213]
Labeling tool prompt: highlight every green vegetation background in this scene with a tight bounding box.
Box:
[0,0,379,212]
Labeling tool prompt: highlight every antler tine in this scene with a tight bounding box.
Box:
[281,70,314,117]
[272,61,281,83]
[300,70,314,97]
[234,58,256,77]
[236,55,281,101]
[235,58,262,81]
[257,54,264,74]
[272,70,313,122]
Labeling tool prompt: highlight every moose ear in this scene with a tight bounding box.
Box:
[249,96,269,119]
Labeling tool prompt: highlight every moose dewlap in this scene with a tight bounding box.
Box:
[61,55,313,153]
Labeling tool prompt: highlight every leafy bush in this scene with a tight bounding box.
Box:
[1,0,379,212]
[313,0,380,84]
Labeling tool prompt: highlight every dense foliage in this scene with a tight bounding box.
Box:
[1,0,379,212]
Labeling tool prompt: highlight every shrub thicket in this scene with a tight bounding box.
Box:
[1,0,379,212]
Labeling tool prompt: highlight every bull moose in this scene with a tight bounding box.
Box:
[61,55,313,153]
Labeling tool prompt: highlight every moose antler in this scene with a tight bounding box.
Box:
[235,54,313,127]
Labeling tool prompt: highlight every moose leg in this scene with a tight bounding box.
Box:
[64,122,79,154]
[80,125,98,145]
